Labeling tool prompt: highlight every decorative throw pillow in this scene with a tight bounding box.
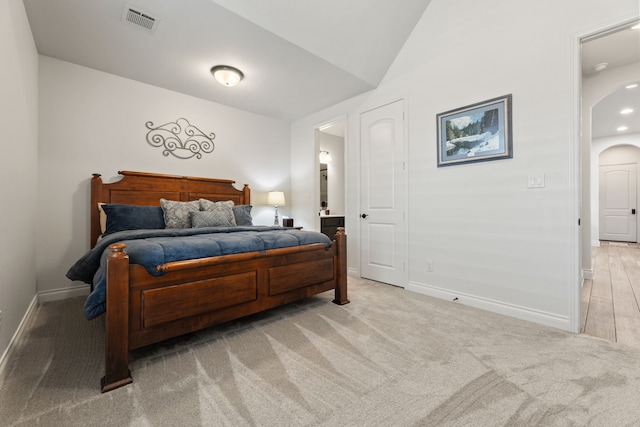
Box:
[232,205,253,226]
[199,199,236,226]
[160,199,201,228]
[101,204,165,236]
[190,210,236,228]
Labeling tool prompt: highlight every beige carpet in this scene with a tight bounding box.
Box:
[2,277,640,426]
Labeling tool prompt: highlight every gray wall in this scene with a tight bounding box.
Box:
[0,0,39,365]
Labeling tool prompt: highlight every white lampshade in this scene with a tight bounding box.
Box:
[210,65,244,87]
[267,191,285,206]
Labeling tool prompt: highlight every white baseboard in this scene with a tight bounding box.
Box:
[347,267,359,277]
[583,269,594,280]
[38,284,90,303]
[592,240,600,247]
[405,281,572,332]
[0,294,38,388]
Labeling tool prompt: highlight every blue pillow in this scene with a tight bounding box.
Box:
[102,204,165,236]
[233,205,253,226]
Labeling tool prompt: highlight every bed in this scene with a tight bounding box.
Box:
[67,170,348,393]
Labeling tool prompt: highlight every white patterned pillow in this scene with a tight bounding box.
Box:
[199,199,236,226]
[160,199,201,228]
[190,210,236,228]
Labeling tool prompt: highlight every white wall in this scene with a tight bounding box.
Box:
[291,0,639,332]
[591,135,640,244]
[0,0,38,365]
[37,56,291,296]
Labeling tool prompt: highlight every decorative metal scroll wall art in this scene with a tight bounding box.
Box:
[145,118,216,159]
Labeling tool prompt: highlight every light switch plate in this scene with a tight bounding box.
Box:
[528,173,545,188]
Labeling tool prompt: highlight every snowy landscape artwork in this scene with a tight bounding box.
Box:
[437,94,512,167]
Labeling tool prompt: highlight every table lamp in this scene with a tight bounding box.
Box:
[267,191,285,226]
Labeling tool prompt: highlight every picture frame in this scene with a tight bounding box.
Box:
[437,94,512,167]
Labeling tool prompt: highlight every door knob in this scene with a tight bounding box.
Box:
[633,209,636,215]
[361,213,368,219]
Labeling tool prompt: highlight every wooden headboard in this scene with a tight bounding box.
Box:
[90,170,250,247]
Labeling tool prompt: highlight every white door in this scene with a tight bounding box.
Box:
[360,100,406,286]
[599,163,637,242]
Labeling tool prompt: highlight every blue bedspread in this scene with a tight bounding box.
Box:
[66,226,332,320]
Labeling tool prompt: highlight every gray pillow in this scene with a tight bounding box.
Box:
[190,210,236,227]
[199,199,236,226]
[233,205,253,226]
[160,199,201,228]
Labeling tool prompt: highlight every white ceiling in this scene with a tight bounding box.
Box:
[22,0,432,122]
[582,21,640,139]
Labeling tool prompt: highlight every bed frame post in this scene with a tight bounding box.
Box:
[101,243,133,393]
[333,227,349,305]
[242,184,250,204]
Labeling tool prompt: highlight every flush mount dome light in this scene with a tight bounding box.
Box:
[210,65,244,87]
[593,62,608,72]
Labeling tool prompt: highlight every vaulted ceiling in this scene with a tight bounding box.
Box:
[23,0,432,121]
[22,1,639,134]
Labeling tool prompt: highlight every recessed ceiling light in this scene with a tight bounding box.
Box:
[626,83,639,89]
[617,126,629,132]
[632,23,640,30]
[621,108,634,115]
[210,65,244,87]
[593,62,608,72]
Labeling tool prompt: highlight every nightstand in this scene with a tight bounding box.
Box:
[320,216,344,238]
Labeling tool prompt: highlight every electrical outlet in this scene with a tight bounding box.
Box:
[426,260,433,272]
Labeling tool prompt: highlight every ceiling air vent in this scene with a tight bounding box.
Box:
[122,5,159,33]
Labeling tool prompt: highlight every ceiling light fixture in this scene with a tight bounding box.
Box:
[620,108,634,115]
[617,126,629,132]
[632,23,640,30]
[626,83,639,89]
[593,62,608,72]
[210,65,244,87]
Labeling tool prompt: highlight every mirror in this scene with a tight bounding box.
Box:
[317,121,345,215]
[320,163,328,210]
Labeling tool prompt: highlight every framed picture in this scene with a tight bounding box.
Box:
[437,94,512,167]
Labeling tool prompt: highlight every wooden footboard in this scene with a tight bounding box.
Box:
[100,228,348,393]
